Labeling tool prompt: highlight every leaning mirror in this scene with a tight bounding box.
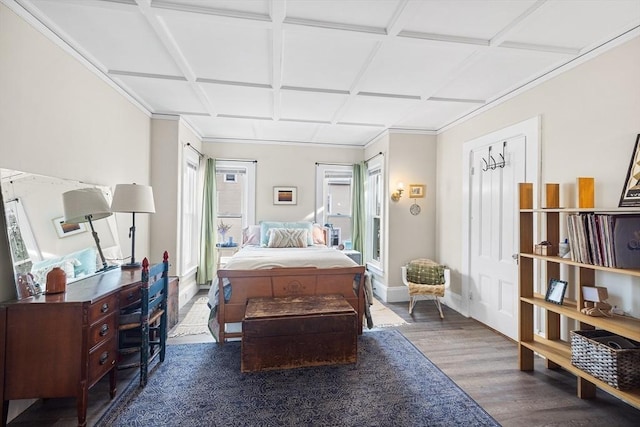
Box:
[1,169,122,299]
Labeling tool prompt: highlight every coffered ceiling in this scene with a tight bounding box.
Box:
[8,0,640,147]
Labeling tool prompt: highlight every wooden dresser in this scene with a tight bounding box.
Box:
[0,268,143,427]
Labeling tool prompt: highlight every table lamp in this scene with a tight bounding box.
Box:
[62,187,113,272]
[111,183,155,269]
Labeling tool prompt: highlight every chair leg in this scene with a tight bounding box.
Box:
[434,297,444,319]
[408,296,417,314]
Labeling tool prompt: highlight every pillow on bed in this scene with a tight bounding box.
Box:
[267,228,309,248]
[260,221,314,246]
[311,223,325,245]
[242,225,261,246]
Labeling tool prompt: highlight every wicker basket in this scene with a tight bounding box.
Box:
[570,329,640,390]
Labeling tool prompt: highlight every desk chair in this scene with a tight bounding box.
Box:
[118,251,169,387]
[401,259,450,318]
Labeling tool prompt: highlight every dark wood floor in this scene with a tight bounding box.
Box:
[8,293,640,426]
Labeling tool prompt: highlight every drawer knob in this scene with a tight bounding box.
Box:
[101,303,109,313]
[99,324,109,336]
[99,351,109,365]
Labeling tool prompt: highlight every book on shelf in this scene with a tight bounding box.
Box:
[565,213,640,269]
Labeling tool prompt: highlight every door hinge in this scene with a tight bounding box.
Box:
[469,291,473,300]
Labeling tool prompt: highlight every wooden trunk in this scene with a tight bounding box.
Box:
[242,295,357,373]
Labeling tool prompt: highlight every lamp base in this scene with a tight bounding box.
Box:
[120,262,141,270]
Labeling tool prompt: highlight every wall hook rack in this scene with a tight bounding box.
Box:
[482,141,507,172]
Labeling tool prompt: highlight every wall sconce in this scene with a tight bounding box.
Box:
[391,182,404,202]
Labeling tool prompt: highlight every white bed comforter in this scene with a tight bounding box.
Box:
[223,244,359,270]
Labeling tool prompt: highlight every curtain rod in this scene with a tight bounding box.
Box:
[216,159,258,163]
[185,143,204,158]
[365,151,383,163]
[315,162,353,166]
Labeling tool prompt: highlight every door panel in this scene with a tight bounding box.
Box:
[470,136,525,340]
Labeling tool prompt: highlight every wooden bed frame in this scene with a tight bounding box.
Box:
[216,266,366,343]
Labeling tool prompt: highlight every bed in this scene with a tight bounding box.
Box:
[207,223,368,343]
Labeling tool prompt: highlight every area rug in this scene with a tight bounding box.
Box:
[370,298,408,328]
[168,297,210,337]
[97,329,499,427]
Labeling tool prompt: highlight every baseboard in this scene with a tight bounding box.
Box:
[179,279,199,310]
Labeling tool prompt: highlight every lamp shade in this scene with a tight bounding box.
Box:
[111,184,156,213]
[62,188,112,224]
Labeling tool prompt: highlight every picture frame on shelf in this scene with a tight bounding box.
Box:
[52,216,86,238]
[619,133,640,207]
[545,278,568,305]
[273,186,297,205]
[409,184,425,198]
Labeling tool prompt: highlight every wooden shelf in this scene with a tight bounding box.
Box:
[520,336,640,409]
[519,253,640,278]
[518,184,640,410]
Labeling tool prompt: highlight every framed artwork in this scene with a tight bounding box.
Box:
[53,216,86,238]
[545,278,568,305]
[273,186,297,205]
[619,134,640,207]
[409,184,425,198]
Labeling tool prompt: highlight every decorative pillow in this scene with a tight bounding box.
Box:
[242,225,261,246]
[267,228,309,248]
[406,259,445,285]
[311,223,325,245]
[69,247,98,277]
[260,221,313,246]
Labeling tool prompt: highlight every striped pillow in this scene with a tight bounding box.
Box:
[267,228,309,248]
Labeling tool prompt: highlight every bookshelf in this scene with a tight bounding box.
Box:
[518,183,640,409]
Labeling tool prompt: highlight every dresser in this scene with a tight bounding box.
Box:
[0,268,143,427]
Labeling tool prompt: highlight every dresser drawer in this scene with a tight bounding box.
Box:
[89,293,118,322]
[89,313,117,350]
[120,282,142,311]
[88,337,117,386]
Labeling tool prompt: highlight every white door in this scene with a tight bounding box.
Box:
[469,136,526,341]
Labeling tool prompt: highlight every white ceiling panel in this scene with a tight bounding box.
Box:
[162,13,272,84]
[359,39,478,96]
[280,90,348,122]
[113,75,207,114]
[160,0,271,16]
[403,0,537,40]
[341,95,421,126]
[503,0,640,50]
[394,100,480,130]
[27,0,182,76]
[314,123,384,145]
[253,120,319,143]
[187,116,256,140]
[281,30,378,91]
[10,0,640,147]
[434,49,572,102]
[200,84,273,118]
[285,0,401,29]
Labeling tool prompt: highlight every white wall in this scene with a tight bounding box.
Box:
[436,35,640,316]
[0,3,151,303]
[202,142,363,223]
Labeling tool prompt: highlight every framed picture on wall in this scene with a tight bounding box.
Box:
[273,187,297,205]
[619,134,640,207]
[52,216,86,238]
[409,184,425,198]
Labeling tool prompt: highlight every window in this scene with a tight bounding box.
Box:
[315,164,352,247]
[181,151,200,273]
[366,159,383,265]
[216,161,256,245]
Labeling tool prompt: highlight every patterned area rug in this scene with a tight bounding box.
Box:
[168,297,210,337]
[97,329,498,427]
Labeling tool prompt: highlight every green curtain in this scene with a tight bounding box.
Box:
[351,161,365,256]
[197,158,217,286]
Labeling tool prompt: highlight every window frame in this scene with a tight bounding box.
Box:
[180,149,200,275]
[366,158,384,269]
[314,164,353,247]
